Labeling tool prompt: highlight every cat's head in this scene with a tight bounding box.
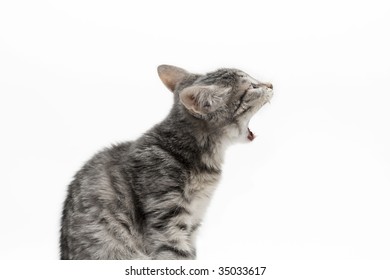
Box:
[158,65,273,143]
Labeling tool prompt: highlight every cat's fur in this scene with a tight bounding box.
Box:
[60,65,273,259]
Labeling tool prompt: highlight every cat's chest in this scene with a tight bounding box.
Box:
[185,171,220,224]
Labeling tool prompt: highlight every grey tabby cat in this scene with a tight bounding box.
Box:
[60,65,273,259]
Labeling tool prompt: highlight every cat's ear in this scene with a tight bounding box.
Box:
[180,85,230,115]
[157,65,189,93]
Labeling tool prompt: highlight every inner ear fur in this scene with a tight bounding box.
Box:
[179,85,231,115]
[157,64,189,93]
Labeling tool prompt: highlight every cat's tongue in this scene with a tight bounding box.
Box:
[247,127,255,141]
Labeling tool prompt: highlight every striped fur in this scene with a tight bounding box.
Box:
[60,65,273,259]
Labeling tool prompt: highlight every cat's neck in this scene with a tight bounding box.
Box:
[150,108,227,172]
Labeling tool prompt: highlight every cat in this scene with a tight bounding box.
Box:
[60,65,273,259]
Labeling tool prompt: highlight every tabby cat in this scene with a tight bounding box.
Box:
[60,65,273,259]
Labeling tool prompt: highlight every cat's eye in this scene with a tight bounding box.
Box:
[251,83,259,89]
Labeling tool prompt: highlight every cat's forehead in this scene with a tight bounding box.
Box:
[232,69,259,81]
[197,68,255,85]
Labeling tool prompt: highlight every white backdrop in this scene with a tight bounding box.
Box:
[0,0,389,260]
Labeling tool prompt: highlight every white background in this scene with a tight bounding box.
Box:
[0,0,389,260]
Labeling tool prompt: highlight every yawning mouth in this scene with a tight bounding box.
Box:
[247,88,273,142]
[247,127,255,141]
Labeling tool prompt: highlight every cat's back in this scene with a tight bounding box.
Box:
[60,141,145,259]
[68,141,134,194]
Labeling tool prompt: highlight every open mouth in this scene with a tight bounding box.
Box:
[244,86,273,142]
[247,127,255,141]
[246,92,272,142]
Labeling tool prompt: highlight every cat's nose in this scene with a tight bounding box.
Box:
[262,82,273,89]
